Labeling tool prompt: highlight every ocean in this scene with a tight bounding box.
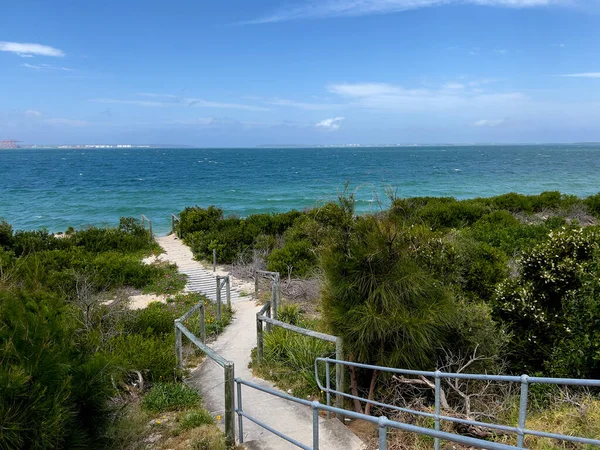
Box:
[1,145,599,235]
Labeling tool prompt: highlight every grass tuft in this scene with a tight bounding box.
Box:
[141,382,200,413]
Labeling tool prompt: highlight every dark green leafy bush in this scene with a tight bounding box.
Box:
[494,227,600,376]
[267,240,316,276]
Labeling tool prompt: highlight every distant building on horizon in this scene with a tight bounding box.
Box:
[0,140,21,149]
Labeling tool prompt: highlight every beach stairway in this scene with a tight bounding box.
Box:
[155,234,365,450]
[155,234,243,303]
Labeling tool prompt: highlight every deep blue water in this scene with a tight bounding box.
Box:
[1,145,599,234]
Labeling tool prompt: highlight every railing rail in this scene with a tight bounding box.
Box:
[256,304,345,417]
[254,270,280,319]
[235,377,519,450]
[315,357,600,449]
[215,275,231,321]
[140,214,153,236]
[174,302,235,446]
[171,213,181,238]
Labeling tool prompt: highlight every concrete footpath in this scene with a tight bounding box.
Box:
[156,235,364,449]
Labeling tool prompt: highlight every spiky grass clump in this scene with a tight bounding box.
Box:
[142,383,200,413]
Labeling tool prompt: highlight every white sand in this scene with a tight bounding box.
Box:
[129,293,167,310]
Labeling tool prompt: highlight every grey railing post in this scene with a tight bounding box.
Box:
[265,302,272,333]
[271,282,278,321]
[216,277,222,321]
[224,362,235,448]
[226,275,231,308]
[200,304,206,343]
[213,248,216,272]
[175,320,183,370]
[335,338,345,420]
[378,417,388,450]
[237,381,244,443]
[434,370,441,450]
[312,401,320,450]
[254,272,258,299]
[325,361,331,419]
[256,313,264,363]
[517,374,529,447]
[276,273,281,317]
[171,215,175,235]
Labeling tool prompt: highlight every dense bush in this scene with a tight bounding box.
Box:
[494,227,600,376]
[267,240,316,276]
[0,289,118,449]
[0,218,195,449]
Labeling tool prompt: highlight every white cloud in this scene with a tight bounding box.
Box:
[316,117,345,130]
[22,63,73,71]
[561,72,600,78]
[0,41,65,57]
[92,95,269,111]
[268,98,345,110]
[187,99,269,111]
[91,98,166,107]
[25,109,42,117]
[473,118,506,126]
[245,0,567,24]
[328,82,409,97]
[44,118,88,127]
[137,93,178,98]
[443,82,465,89]
[326,81,524,112]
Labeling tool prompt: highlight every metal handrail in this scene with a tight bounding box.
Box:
[315,357,600,448]
[254,270,280,318]
[140,214,153,236]
[174,302,234,446]
[256,307,345,416]
[171,213,181,238]
[235,377,519,450]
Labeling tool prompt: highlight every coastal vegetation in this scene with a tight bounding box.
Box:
[179,190,600,447]
[0,219,229,450]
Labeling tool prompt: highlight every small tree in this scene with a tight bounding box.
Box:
[321,214,458,413]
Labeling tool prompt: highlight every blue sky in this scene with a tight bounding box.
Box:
[1,0,599,146]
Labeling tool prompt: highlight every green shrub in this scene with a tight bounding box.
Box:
[178,409,215,430]
[277,303,302,326]
[143,263,187,295]
[0,220,13,250]
[0,289,118,449]
[267,240,316,277]
[585,193,600,218]
[494,226,600,376]
[108,333,177,382]
[142,382,200,412]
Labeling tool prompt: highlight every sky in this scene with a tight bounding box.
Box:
[1,0,599,146]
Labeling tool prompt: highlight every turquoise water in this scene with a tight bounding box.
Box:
[1,145,599,234]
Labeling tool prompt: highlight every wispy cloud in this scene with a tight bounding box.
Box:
[316,117,345,130]
[44,118,88,127]
[25,109,42,117]
[22,63,73,71]
[326,81,525,112]
[267,98,345,110]
[473,118,506,127]
[245,0,567,24]
[187,99,269,111]
[137,93,179,98]
[0,41,65,57]
[91,94,269,111]
[91,98,166,107]
[560,72,600,78]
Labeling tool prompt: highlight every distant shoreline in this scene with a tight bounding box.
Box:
[6,142,600,151]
